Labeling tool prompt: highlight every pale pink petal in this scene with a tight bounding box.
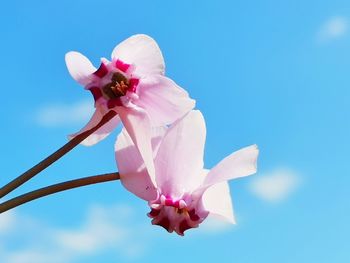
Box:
[136,75,196,126]
[115,106,157,186]
[65,51,96,86]
[111,34,165,76]
[154,110,206,198]
[202,145,259,188]
[115,128,159,201]
[69,109,120,146]
[202,180,235,224]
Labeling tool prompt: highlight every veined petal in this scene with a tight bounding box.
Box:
[202,181,235,224]
[111,34,165,76]
[136,75,196,126]
[116,106,157,186]
[115,128,164,201]
[69,109,120,146]
[65,51,96,86]
[202,145,259,188]
[154,110,206,198]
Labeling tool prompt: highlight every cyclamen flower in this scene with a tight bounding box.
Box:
[115,110,258,236]
[65,34,195,176]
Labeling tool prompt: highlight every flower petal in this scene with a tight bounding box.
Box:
[202,145,259,188]
[111,34,165,76]
[202,181,235,224]
[116,106,157,186]
[69,109,120,146]
[65,51,96,86]
[115,128,166,201]
[154,110,206,198]
[136,75,196,126]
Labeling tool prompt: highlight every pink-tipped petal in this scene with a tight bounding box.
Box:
[115,128,158,201]
[136,75,196,126]
[202,181,235,224]
[65,51,96,86]
[111,34,165,76]
[202,145,259,188]
[69,109,120,146]
[154,110,206,198]
[116,106,157,186]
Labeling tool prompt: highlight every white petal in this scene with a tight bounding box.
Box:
[136,75,195,126]
[202,181,235,224]
[116,106,157,186]
[202,145,259,188]
[69,109,120,146]
[115,128,162,201]
[154,110,206,198]
[65,51,96,86]
[111,34,165,76]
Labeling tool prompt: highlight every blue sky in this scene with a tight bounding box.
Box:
[0,0,349,262]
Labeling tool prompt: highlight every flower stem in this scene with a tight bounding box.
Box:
[0,110,117,199]
[0,172,120,214]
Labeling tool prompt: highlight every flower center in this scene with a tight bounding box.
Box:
[148,194,206,236]
[88,61,140,108]
[101,72,129,100]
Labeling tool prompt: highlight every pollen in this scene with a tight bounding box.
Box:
[102,72,130,99]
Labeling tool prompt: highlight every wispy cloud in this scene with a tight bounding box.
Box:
[317,16,348,42]
[198,216,233,234]
[0,211,16,234]
[0,204,149,263]
[249,168,301,203]
[35,100,94,127]
[0,202,242,263]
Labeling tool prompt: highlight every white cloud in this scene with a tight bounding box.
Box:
[0,211,16,234]
[0,202,243,262]
[0,204,148,263]
[317,16,348,42]
[198,216,233,234]
[35,100,94,127]
[249,168,300,203]
[55,204,129,254]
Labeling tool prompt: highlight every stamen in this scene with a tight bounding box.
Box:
[101,72,130,100]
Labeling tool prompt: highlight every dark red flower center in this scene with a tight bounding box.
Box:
[102,72,129,99]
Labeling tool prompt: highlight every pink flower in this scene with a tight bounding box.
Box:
[65,34,195,177]
[115,110,259,236]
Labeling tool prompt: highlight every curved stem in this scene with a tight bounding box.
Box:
[0,172,120,214]
[0,110,117,199]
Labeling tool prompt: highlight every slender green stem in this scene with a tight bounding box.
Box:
[0,172,120,214]
[0,110,117,199]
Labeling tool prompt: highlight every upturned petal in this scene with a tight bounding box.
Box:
[65,51,96,86]
[111,34,165,76]
[136,75,196,126]
[69,109,120,146]
[202,181,235,224]
[154,110,206,198]
[202,145,259,189]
